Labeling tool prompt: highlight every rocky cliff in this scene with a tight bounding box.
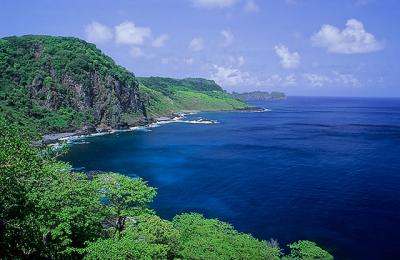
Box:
[0,35,148,135]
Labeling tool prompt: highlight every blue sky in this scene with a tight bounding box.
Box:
[1,0,399,97]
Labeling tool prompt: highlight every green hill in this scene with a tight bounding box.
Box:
[0,35,248,138]
[138,77,248,117]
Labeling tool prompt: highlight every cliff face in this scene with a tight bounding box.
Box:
[0,35,146,134]
[29,71,145,127]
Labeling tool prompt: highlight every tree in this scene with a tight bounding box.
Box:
[93,173,156,233]
[283,240,333,260]
[172,213,281,260]
[84,214,178,260]
[31,171,107,258]
[0,118,107,258]
[0,118,50,257]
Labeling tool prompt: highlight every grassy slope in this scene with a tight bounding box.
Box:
[138,77,249,117]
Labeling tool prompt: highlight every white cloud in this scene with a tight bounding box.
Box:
[311,19,384,54]
[189,37,204,51]
[85,22,113,44]
[303,73,331,87]
[282,74,297,86]
[274,45,300,69]
[211,65,250,86]
[210,56,262,88]
[220,29,234,47]
[332,71,360,87]
[152,34,169,48]
[259,74,297,87]
[303,71,361,87]
[244,0,260,12]
[192,0,239,8]
[115,21,152,45]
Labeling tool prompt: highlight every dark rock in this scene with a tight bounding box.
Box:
[116,122,129,130]
[236,106,265,112]
[41,132,76,145]
[137,118,152,125]
[96,125,112,133]
[75,125,97,135]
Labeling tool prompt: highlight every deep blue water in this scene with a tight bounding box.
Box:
[62,97,400,259]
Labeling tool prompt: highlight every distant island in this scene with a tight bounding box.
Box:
[232,91,287,101]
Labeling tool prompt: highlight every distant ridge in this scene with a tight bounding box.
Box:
[231,91,286,101]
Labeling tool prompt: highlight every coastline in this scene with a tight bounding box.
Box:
[34,106,266,147]
[34,112,188,147]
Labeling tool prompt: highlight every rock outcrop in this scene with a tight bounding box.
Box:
[0,35,147,133]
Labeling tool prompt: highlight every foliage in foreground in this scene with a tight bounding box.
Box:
[0,119,333,259]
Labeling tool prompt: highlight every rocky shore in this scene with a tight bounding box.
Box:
[33,112,185,146]
[34,107,266,146]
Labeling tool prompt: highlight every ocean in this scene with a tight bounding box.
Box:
[62,96,400,259]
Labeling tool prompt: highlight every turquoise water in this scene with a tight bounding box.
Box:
[62,97,400,259]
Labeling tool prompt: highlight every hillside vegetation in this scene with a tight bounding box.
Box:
[0,35,248,138]
[138,77,249,117]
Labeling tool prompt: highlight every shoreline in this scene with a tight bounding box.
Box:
[35,106,267,146]
[35,112,188,146]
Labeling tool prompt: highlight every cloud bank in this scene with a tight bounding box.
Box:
[311,19,384,54]
[115,21,152,45]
